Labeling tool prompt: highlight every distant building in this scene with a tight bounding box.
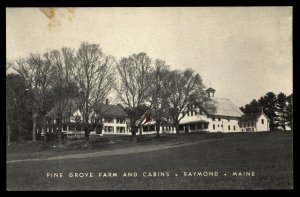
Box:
[40,99,130,136]
[239,111,270,132]
[137,87,270,134]
[42,88,270,137]
[179,87,270,133]
[137,111,176,135]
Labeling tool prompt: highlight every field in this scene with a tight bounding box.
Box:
[6,131,293,190]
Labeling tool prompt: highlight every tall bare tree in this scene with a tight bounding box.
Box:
[147,59,171,136]
[6,61,13,145]
[167,69,215,134]
[14,53,53,142]
[45,48,76,147]
[116,52,152,141]
[6,74,31,142]
[73,42,116,144]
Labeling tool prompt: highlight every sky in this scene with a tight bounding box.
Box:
[6,7,293,107]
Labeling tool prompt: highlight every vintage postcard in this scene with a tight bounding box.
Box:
[6,7,293,190]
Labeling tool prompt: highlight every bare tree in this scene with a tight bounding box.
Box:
[73,42,116,144]
[6,73,31,142]
[14,53,53,142]
[116,52,152,141]
[147,59,171,136]
[167,69,215,134]
[45,48,76,147]
[6,61,13,146]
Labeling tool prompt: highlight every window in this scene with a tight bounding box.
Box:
[261,119,264,124]
[212,117,215,121]
[218,124,219,127]
[117,127,125,133]
[204,124,208,129]
[149,126,155,131]
[228,125,230,130]
[213,124,215,130]
[218,118,221,121]
[228,119,230,122]
[247,123,250,127]
[105,126,114,133]
[143,126,149,132]
[75,116,81,123]
[233,126,236,131]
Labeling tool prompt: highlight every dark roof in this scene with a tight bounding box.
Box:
[204,97,244,117]
[95,104,127,118]
[206,87,216,93]
[240,112,264,122]
[47,99,127,118]
[46,99,79,117]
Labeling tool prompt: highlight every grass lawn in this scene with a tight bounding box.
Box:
[6,131,293,190]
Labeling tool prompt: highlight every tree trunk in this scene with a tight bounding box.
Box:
[7,122,11,146]
[131,127,137,142]
[185,125,189,134]
[175,124,179,134]
[43,119,47,143]
[32,113,37,142]
[156,122,160,137]
[17,120,23,142]
[57,119,62,148]
[84,124,90,145]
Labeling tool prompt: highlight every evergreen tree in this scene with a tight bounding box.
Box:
[276,92,287,130]
[286,93,293,130]
[258,92,278,130]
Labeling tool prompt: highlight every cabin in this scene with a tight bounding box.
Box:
[239,110,270,132]
[137,111,176,135]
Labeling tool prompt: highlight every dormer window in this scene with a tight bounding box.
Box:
[261,119,264,124]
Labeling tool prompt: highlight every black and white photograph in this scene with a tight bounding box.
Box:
[6,7,293,190]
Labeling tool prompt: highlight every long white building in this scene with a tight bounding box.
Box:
[139,87,270,134]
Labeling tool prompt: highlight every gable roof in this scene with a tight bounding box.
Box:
[204,97,244,117]
[240,111,269,122]
[206,87,216,93]
[46,98,79,118]
[95,104,127,118]
[47,99,127,118]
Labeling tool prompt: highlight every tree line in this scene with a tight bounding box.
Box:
[6,42,215,146]
[239,92,293,131]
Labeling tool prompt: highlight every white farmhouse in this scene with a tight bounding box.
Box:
[138,87,270,134]
[41,99,131,137]
[178,88,244,133]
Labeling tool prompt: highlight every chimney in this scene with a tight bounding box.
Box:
[206,87,216,98]
[106,99,109,105]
